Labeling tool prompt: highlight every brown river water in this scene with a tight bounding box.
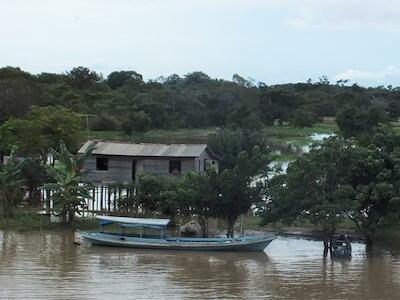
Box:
[1,231,400,299]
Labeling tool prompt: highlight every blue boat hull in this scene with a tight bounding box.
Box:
[80,232,275,252]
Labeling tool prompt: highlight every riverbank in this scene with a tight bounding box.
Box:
[0,212,361,242]
[3,212,400,246]
[0,213,99,232]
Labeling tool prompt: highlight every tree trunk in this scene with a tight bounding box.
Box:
[198,216,209,238]
[29,187,41,207]
[323,236,330,252]
[226,216,237,238]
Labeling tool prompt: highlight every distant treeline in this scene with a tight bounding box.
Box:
[1,66,400,132]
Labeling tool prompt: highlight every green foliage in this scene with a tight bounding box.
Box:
[209,129,270,236]
[1,66,400,136]
[0,67,43,123]
[336,101,389,139]
[260,137,353,240]
[44,141,95,223]
[0,150,24,218]
[66,66,102,89]
[121,111,152,134]
[19,158,49,206]
[289,109,318,128]
[0,106,83,157]
[216,150,267,237]
[107,71,143,89]
[260,133,400,247]
[91,115,119,131]
[208,128,269,170]
[163,170,220,237]
[135,174,169,214]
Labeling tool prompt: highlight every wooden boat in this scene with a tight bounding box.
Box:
[79,216,275,252]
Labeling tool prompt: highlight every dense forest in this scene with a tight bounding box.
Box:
[1,66,400,135]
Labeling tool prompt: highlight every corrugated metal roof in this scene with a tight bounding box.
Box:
[78,140,208,158]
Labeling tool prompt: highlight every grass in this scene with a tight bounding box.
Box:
[0,212,99,232]
[85,127,216,144]
[86,123,337,145]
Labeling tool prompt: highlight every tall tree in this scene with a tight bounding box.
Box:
[216,149,267,237]
[260,137,353,250]
[66,66,102,89]
[167,170,219,237]
[107,71,143,89]
[0,106,83,159]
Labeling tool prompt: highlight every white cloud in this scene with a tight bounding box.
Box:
[333,66,400,84]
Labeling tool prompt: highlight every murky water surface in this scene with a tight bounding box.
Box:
[1,231,400,299]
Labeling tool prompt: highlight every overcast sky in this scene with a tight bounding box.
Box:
[1,0,399,87]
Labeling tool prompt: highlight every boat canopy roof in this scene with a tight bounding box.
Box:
[96,216,170,228]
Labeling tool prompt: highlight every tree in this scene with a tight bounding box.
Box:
[216,149,267,237]
[0,67,43,123]
[258,90,301,125]
[168,170,219,237]
[208,128,269,170]
[336,102,389,140]
[135,175,168,215]
[66,67,102,89]
[260,137,353,251]
[289,109,318,128]
[19,158,49,206]
[107,71,143,89]
[227,103,263,130]
[340,133,400,247]
[0,149,24,218]
[44,141,95,223]
[0,106,83,159]
[260,133,400,249]
[91,115,119,131]
[121,111,152,134]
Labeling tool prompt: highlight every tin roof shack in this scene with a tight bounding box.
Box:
[78,140,219,184]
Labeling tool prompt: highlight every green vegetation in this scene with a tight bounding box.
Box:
[0,211,98,231]
[259,127,400,249]
[44,141,95,223]
[0,66,398,139]
[1,65,400,249]
[0,150,24,219]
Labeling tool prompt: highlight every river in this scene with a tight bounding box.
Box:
[1,231,400,299]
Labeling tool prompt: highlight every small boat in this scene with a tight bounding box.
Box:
[79,216,275,252]
[332,235,352,258]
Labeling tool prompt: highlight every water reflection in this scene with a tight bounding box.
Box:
[1,232,400,299]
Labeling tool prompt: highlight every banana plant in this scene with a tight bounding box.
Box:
[44,141,95,223]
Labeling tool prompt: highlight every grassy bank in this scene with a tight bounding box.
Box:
[86,123,337,145]
[0,212,99,232]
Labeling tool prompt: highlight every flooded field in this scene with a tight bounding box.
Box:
[1,231,400,299]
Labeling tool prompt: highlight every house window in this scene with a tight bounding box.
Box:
[96,157,108,171]
[169,160,181,175]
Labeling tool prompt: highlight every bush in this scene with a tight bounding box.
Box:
[289,109,318,128]
[121,111,152,134]
[91,115,119,131]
